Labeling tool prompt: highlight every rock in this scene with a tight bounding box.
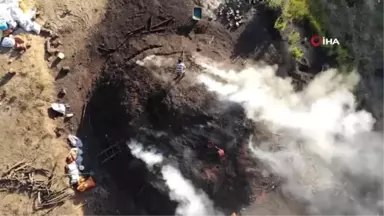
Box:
[57,52,65,60]
[51,34,59,40]
[54,127,65,138]
[51,103,66,115]
[58,88,67,98]
[7,60,12,64]
[47,56,56,63]
[45,40,57,55]
[61,66,71,73]
[65,113,74,118]
[52,40,62,47]
[40,28,53,37]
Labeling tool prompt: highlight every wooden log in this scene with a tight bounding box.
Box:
[151,17,174,29]
[147,16,152,31]
[125,45,163,62]
[2,160,26,177]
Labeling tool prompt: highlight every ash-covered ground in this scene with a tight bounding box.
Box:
[78,59,281,214]
[67,0,383,215]
[72,0,291,213]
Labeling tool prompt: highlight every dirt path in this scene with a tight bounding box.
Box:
[0,0,107,215]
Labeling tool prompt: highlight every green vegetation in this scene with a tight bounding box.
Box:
[282,0,328,34]
[288,31,300,44]
[265,0,354,66]
[287,31,303,59]
[289,46,304,59]
[264,0,284,9]
[285,0,309,19]
[274,16,287,32]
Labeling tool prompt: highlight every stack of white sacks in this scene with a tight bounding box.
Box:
[67,135,85,185]
[0,0,41,47]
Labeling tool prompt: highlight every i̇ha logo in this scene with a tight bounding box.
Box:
[310,35,340,47]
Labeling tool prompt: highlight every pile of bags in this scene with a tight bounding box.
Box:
[0,0,41,34]
[65,135,96,192]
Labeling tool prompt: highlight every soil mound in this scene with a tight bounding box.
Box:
[79,59,272,214]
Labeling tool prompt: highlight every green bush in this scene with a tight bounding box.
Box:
[274,16,288,32]
[288,31,301,45]
[267,0,354,67]
[290,46,304,59]
[284,0,309,20]
[264,0,284,8]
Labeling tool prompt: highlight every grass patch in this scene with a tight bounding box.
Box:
[289,46,304,59]
[287,31,304,60]
[284,0,309,20]
[266,0,354,66]
[288,31,300,44]
[267,0,328,33]
[264,0,284,8]
[274,16,287,31]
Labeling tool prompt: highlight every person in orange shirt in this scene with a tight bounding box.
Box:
[207,141,225,160]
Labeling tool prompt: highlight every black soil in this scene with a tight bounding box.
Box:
[77,59,269,214]
[71,0,301,215]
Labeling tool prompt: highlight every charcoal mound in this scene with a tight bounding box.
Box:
[78,59,269,214]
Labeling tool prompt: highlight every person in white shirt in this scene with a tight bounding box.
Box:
[174,59,186,81]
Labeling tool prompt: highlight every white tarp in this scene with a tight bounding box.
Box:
[0,0,40,33]
[68,135,84,148]
[51,103,66,115]
[67,161,80,184]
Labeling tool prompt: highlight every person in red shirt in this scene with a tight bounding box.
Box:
[207,141,225,160]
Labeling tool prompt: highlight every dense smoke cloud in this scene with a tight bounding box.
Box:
[162,165,223,216]
[128,140,164,168]
[127,140,223,216]
[195,54,384,215]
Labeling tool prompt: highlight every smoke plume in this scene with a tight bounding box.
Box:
[127,140,222,216]
[128,140,164,168]
[162,165,223,216]
[194,54,384,215]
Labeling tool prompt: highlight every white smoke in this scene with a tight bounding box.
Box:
[128,140,164,168]
[136,55,175,68]
[194,54,384,215]
[162,165,223,216]
[127,140,222,216]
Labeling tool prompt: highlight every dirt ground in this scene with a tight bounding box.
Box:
[0,0,107,215]
[0,0,304,215]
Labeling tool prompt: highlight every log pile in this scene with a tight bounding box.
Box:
[0,161,74,211]
[98,16,174,55]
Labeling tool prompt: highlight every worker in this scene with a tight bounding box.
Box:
[174,58,186,81]
[207,141,225,160]
[216,146,225,159]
